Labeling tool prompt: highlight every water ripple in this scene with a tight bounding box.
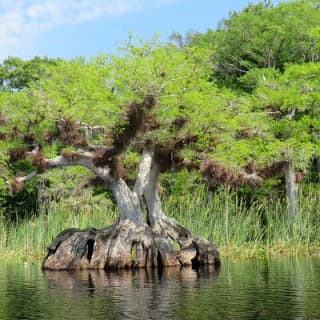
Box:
[0,257,320,320]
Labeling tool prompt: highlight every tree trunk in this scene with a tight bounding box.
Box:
[109,178,144,225]
[143,162,220,267]
[42,153,220,271]
[316,157,320,182]
[284,164,298,217]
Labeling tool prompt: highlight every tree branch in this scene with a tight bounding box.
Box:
[15,149,113,186]
[15,171,38,183]
[49,151,113,182]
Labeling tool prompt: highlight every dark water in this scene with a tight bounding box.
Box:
[0,256,320,320]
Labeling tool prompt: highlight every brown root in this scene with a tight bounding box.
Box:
[142,94,157,109]
[242,161,257,174]
[295,172,304,183]
[85,176,106,187]
[42,220,220,271]
[111,100,145,152]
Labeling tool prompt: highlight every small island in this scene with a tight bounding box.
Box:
[0,0,319,268]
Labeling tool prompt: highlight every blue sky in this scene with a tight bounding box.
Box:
[0,0,279,60]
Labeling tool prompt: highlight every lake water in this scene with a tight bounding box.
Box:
[0,256,320,320]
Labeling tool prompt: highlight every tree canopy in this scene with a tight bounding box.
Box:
[186,0,320,87]
[0,0,319,268]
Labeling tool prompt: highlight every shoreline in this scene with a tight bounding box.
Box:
[1,245,320,264]
[1,187,319,264]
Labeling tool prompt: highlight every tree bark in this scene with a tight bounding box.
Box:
[316,157,320,182]
[36,149,220,270]
[110,178,144,225]
[143,160,220,267]
[284,164,298,217]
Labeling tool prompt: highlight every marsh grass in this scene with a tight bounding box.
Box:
[163,186,320,257]
[0,202,117,261]
[1,186,320,261]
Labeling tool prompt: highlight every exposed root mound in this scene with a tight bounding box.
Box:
[42,220,220,271]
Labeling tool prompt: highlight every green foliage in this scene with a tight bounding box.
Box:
[189,0,320,87]
[0,0,319,249]
[252,62,320,167]
[0,56,61,90]
[0,201,117,259]
[1,185,320,260]
[1,180,38,222]
[2,58,115,146]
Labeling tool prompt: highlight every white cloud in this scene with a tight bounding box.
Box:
[0,0,177,59]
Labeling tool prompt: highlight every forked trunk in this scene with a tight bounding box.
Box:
[143,162,220,266]
[42,151,220,270]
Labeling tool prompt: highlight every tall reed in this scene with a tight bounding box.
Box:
[164,186,320,255]
[0,186,319,261]
[0,201,117,260]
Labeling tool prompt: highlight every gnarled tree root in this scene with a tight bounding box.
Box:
[42,220,220,271]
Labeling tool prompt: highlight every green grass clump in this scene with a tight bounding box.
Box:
[1,186,320,262]
[164,186,320,256]
[0,202,117,262]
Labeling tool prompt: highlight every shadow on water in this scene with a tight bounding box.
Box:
[43,265,221,291]
[42,266,220,320]
[1,257,320,320]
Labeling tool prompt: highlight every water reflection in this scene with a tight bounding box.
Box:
[43,266,220,320]
[1,257,320,320]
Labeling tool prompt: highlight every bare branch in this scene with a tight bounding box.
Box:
[16,171,38,183]
[46,151,111,182]
[266,111,282,116]
[12,149,113,190]
[87,145,112,152]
